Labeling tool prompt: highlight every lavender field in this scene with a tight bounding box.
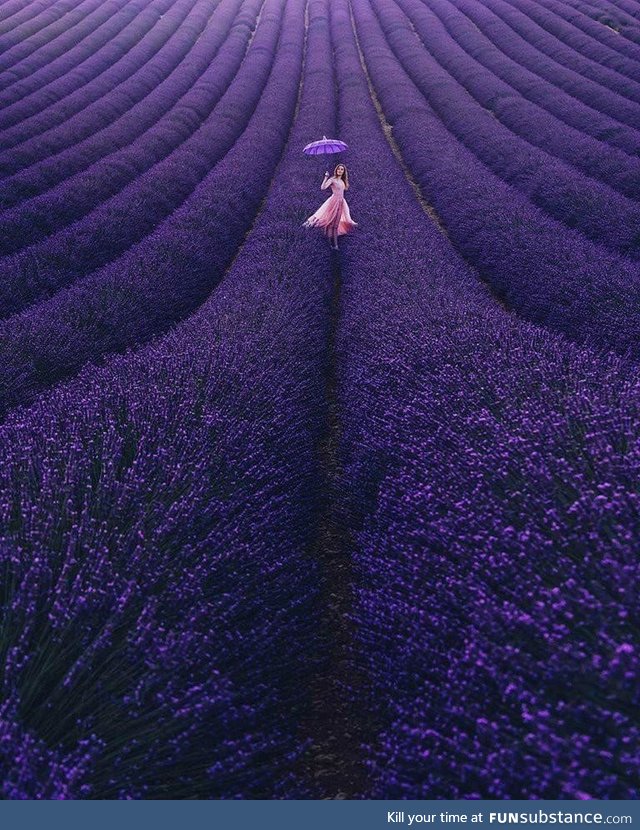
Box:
[0,0,638,800]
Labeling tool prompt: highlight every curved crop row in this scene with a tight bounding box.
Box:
[353,0,640,356]
[592,0,640,46]
[447,0,640,157]
[0,0,37,29]
[0,1,52,35]
[0,1,76,49]
[533,0,640,63]
[419,0,640,197]
[503,0,640,83]
[0,0,337,798]
[0,0,106,76]
[372,0,640,259]
[473,0,640,128]
[0,0,302,419]
[587,0,640,43]
[0,0,243,209]
[610,0,640,24]
[565,0,640,48]
[0,0,248,229]
[0,0,266,316]
[333,0,640,798]
[0,0,130,94]
[0,0,149,109]
[0,0,196,149]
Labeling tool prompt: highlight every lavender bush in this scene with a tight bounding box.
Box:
[398,0,640,203]
[0,0,257,253]
[330,0,640,797]
[447,0,640,156]
[370,0,640,257]
[0,0,245,209]
[0,0,157,116]
[0,0,336,798]
[473,0,640,128]
[352,0,640,359]
[0,0,130,92]
[502,0,640,84]
[0,0,639,801]
[0,0,193,144]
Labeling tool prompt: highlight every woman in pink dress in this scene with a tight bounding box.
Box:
[303,163,357,250]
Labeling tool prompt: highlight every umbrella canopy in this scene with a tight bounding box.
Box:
[303,135,349,156]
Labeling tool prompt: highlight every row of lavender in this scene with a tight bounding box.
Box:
[0,0,255,254]
[348,0,640,359]
[0,0,103,66]
[497,0,640,91]
[330,0,639,798]
[0,0,201,166]
[0,0,344,798]
[514,0,640,62]
[0,0,130,89]
[461,0,640,128]
[0,0,243,208]
[446,0,640,157]
[566,0,640,43]
[414,0,640,186]
[0,0,295,417]
[386,0,640,246]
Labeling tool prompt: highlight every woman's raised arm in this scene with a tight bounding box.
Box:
[321,172,332,190]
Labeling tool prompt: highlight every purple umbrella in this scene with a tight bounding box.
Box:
[303,135,349,155]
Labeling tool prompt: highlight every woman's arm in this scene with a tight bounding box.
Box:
[321,172,332,190]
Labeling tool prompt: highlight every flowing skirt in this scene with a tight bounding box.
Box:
[303,193,357,237]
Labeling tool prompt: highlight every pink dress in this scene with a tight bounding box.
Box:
[303,176,358,237]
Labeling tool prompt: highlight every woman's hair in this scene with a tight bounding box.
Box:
[334,163,349,190]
